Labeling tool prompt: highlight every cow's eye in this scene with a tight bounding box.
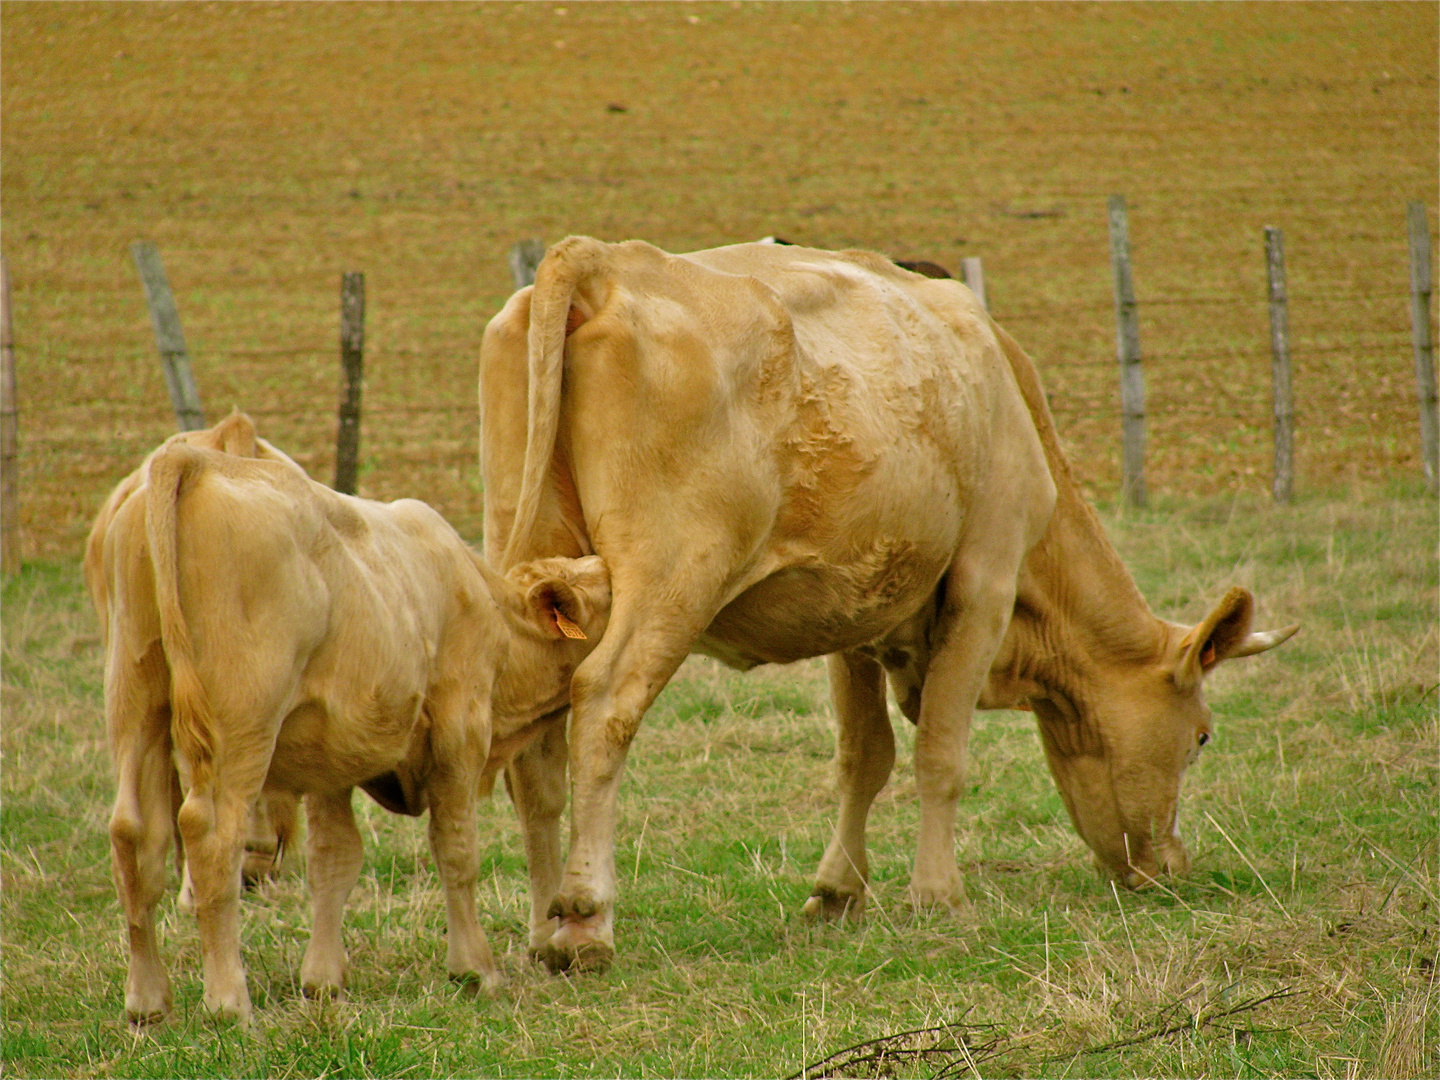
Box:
[1197,732,1210,748]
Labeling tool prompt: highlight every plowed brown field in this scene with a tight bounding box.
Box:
[2,1,1436,559]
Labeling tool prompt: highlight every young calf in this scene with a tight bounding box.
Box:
[92,415,610,1026]
[84,413,305,897]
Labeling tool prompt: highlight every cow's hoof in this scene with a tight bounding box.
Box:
[908,881,967,912]
[241,848,280,888]
[450,968,505,997]
[802,886,864,923]
[536,932,614,975]
[201,995,253,1028]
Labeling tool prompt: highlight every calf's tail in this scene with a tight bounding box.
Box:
[501,235,607,569]
[144,442,217,788]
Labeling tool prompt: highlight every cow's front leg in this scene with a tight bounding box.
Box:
[910,564,1020,910]
[243,789,301,885]
[537,616,692,974]
[804,650,895,922]
[504,713,569,956]
[300,789,363,999]
[427,772,501,991]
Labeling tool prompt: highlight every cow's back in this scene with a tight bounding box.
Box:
[482,238,1050,665]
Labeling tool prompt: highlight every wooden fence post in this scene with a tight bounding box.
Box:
[132,241,205,431]
[960,256,987,310]
[1107,195,1147,508]
[1,255,19,576]
[509,238,546,290]
[334,272,365,496]
[1408,201,1438,496]
[1265,227,1295,504]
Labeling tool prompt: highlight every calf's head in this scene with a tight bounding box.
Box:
[1033,587,1297,888]
[488,555,613,727]
[509,554,612,644]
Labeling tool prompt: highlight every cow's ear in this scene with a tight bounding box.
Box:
[1174,587,1254,691]
[526,579,588,640]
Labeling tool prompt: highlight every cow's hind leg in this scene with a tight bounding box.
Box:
[804,650,895,922]
[300,789,364,999]
[537,593,701,975]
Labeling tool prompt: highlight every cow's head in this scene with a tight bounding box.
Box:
[1029,587,1297,888]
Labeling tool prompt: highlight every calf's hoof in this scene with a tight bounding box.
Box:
[126,1004,170,1029]
[301,954,347,1002]
[301,979,345,1002]
[537,892,614,973]
[801,886,865,923]
[125,982,173,1028]
[241,847,280,888]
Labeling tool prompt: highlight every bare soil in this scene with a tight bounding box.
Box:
[2,1,1436,559]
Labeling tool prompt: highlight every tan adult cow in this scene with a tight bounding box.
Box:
[92,415,611,1025]
[479,238,1298,974]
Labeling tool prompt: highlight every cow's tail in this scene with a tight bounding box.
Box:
[501,235,607,569]
[144,442,217,788]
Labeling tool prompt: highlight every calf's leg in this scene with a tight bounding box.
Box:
[106,644,175,1026]
[804,650,895,922]
[177,779,257,1023]
[503,714,569,956]
[300,789,364,999]
[180,789,300,913]
[176,709,277,1024]
[427,773,501,990]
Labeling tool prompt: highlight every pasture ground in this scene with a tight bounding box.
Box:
[2,3,1437,1078]
[3,492,1436,1078]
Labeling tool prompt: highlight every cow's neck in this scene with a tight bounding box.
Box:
[984,328,1168,727]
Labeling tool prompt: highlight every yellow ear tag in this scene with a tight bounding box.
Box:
[554,611,587,640]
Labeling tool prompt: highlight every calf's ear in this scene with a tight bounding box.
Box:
[525,579,589,640]
[213,411,260,456]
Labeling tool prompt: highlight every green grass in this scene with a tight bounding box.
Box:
[2,490,1435,1078]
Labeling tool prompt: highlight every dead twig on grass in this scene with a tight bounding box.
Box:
[785,1015,1007,1080]
[789,987,1300,1078]
[1035,985,1301,1066]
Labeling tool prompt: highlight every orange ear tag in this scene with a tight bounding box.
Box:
[554,611,587,640]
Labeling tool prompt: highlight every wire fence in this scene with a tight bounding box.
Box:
[4,213,1436,564]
